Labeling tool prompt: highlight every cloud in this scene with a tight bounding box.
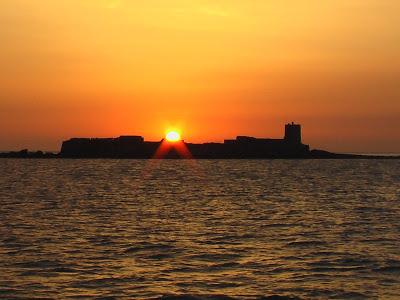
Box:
[105,0,122,9]
[171,3,231,18]
[199,5,229,17]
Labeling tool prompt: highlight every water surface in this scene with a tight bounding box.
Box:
[0,159,399,299]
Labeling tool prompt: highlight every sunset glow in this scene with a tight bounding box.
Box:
[0,1,399,152]
[166,131,181,142]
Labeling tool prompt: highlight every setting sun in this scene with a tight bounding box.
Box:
[165,131,181,142]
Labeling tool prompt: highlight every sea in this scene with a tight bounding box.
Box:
[0,159,399,299]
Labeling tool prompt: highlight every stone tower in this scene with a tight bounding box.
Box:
[284,122,302,144]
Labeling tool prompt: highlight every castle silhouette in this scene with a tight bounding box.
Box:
[60,123,310,158]
[1,123,398,159]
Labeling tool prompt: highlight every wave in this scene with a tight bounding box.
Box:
[157,295,302,300]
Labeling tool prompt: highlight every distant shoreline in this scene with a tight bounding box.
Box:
[1,152,399,160]
[1,151,399,159]
[344,153,400,157]
[2,124,399,160]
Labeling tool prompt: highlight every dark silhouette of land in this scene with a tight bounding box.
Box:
[0,123,399,159]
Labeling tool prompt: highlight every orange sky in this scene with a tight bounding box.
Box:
[1,0,399,152]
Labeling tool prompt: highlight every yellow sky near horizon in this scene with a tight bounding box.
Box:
[1,0,399,152]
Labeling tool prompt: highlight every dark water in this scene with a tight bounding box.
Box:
[0,159,399,299]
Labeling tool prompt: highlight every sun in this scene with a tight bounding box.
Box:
[166,131,181,142]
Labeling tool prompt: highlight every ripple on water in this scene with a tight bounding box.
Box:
[0,159,399,299]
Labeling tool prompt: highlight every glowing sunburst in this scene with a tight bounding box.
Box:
[166,131,181,142]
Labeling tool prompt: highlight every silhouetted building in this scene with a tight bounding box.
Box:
[284,122,302,144]
[60,123,310,158]
[3,123,398,159]
[221,123,308,158]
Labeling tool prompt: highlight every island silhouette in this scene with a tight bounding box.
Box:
[1,123,398,159]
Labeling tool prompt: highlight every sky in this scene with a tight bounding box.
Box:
[1,0,399,152]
